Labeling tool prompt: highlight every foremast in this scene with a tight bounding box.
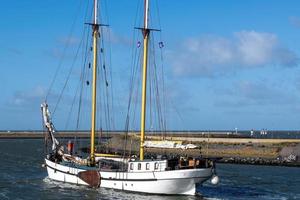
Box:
[140,0,150,161]
[90,0,99,165]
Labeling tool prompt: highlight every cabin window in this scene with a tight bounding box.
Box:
[146,163,150,170]
[138,163,141,170]
[130,163,134,170]
[154,162,159,170]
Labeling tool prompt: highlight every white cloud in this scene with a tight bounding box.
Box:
[9,86,47,107]
[236,31,276,66]
[103,28,132,46]
[214,80,297,107]
[57,36,80,46]
[169,31,299,77]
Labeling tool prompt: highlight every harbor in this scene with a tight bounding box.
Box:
[1,138,299,199]
[1,130,300,167]
[2,0,300,198]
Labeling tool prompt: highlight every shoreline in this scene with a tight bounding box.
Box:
[1,131,300,141]
[1,131,299,167]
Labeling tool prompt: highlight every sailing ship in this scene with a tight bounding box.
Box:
[42,0,219,195]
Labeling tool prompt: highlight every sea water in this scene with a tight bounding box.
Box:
[0,139,299,200]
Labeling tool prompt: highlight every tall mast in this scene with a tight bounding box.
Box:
[140,0,150,161]
[90,0,99,165]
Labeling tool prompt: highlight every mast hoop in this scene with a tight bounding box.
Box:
[135,27,161,38]
[134,27,161,32]
[85,22,109,27]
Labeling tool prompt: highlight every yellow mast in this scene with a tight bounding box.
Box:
[140,0,150,161]
[90,0,99,165]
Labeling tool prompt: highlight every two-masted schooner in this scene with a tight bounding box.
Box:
[41,0,218,195]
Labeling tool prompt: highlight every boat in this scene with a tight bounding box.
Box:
[41,0,219,195]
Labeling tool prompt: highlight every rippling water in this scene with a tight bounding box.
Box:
[0,139,299,200]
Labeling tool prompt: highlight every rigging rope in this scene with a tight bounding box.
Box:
[53,33,85,115]
[76,24,92,130]
[122,0,168,158]
[45,0,84,101]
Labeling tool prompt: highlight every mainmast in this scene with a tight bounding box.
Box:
[140,0,150,161]
[90,0,99,165]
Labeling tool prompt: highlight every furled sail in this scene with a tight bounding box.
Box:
[41,102,59,151]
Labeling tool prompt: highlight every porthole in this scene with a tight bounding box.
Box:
[154,162,159,170]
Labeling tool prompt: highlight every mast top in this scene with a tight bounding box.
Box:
[135,0,160,37]
[94,0,98,24]
[85,0,108,28]
[144,0,149,29]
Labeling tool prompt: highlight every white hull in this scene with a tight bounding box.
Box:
[45,159,213,195]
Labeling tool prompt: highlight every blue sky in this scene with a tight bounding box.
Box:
[1,0,300,130]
